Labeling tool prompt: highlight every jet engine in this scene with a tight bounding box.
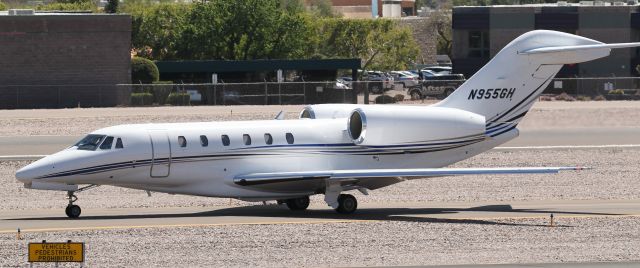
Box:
[347,106,486,146]
[299,104,361,119]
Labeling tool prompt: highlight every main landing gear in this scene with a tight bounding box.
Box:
[279,193,359,214]
[65,191,81,218]
[280,196,311,211]
[336,194,357,214]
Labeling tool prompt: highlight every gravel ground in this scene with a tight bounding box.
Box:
[1,147,638,211]
[1,101,639,267]
[0,101,638,136]
[1,216,639,267]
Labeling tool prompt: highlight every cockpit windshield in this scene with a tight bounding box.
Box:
[74,134,106,151]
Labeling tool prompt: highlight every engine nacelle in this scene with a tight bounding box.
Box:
[347,106,486,146]
[299,104,362,119]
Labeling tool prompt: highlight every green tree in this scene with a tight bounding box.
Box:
[179,0,311,60]
[313,19,419,74]
[427,9,452,57]
[0,2,6,11]
[104,0,118,13]
[307,0,338,18]
[130,3,191,60]
[280,0,305,13]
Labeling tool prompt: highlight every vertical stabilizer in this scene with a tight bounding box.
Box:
[435,30,640,136]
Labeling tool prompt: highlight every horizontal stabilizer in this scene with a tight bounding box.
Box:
[519,42,640,55]
[234,166,589,186]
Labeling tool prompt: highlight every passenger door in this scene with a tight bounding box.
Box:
[149,130,171,177]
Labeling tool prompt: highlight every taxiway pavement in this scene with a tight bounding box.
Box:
[1,199,638,234]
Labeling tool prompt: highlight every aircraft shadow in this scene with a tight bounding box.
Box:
[8,204,623,227]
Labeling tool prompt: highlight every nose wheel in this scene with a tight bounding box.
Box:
[65,191,81,218]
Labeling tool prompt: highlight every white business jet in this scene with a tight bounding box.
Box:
[15,30,638,218]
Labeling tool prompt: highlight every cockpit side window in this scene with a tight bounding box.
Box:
[115,138,124,149]
[100,136,114,150]
[75,134,106,151]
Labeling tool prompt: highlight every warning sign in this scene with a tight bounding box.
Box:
[28,242,84,262]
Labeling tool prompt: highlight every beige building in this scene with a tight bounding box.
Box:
[328,0,416,18]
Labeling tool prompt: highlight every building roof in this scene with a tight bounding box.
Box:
[155,59,362,73]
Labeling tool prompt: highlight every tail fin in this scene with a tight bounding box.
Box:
[435,30,640,135]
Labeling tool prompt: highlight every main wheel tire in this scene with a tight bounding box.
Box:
[66,205,81,218]
[410,90,422,100]
[336,194,357,214]
[286,196,310,211]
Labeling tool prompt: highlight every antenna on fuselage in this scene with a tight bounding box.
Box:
[274,111,285,120]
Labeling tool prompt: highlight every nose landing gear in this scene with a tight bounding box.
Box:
[65,191,81,218]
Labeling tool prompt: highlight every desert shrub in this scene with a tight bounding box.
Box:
[593,95,606,101]
[130,92,153,106]
[576,95,591,101]
[150,81,173,105]
[0,2,7,11]
[555,92,576,102]
[608,89,625,95]
[393,94,405,102]
[167,92,190,106]
[375,94,396,104]
[131,57,159,83]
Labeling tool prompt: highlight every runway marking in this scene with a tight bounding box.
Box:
[3,214,640,234]
[0,155,45,161]
[495,144,640,150]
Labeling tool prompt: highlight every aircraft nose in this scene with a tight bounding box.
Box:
[15,158,54,183]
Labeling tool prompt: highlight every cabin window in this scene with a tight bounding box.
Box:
[75,134,106,151]
[264,133,273,145]
[221,135,230,146]
[100,136,114,150]
[243,134,251,145]
[200,135,208,147]
[178,136,187,148]
[286,133,294,144]
[115,138,124,149]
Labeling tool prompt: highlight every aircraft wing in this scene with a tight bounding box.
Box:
[233,166,588,187]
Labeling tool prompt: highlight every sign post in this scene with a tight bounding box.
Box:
[29,241,84,265]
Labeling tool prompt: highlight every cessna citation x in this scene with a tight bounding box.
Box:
[16,30,640,218]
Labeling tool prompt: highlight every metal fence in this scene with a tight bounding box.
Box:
[126,81,358,106]
[1,77,640,109]
[543,77,640,99]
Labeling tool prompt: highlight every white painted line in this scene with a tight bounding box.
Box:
[0,155,46,161]
[496,144,640,150]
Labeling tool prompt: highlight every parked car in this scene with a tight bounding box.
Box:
[390,71,419,88]
[422,66,453,75]
[409,70,465,100]
[339,76,353,87]
[362,71,394,94]
[334,79,350,90]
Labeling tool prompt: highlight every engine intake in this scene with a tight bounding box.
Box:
[347,106,486,146]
